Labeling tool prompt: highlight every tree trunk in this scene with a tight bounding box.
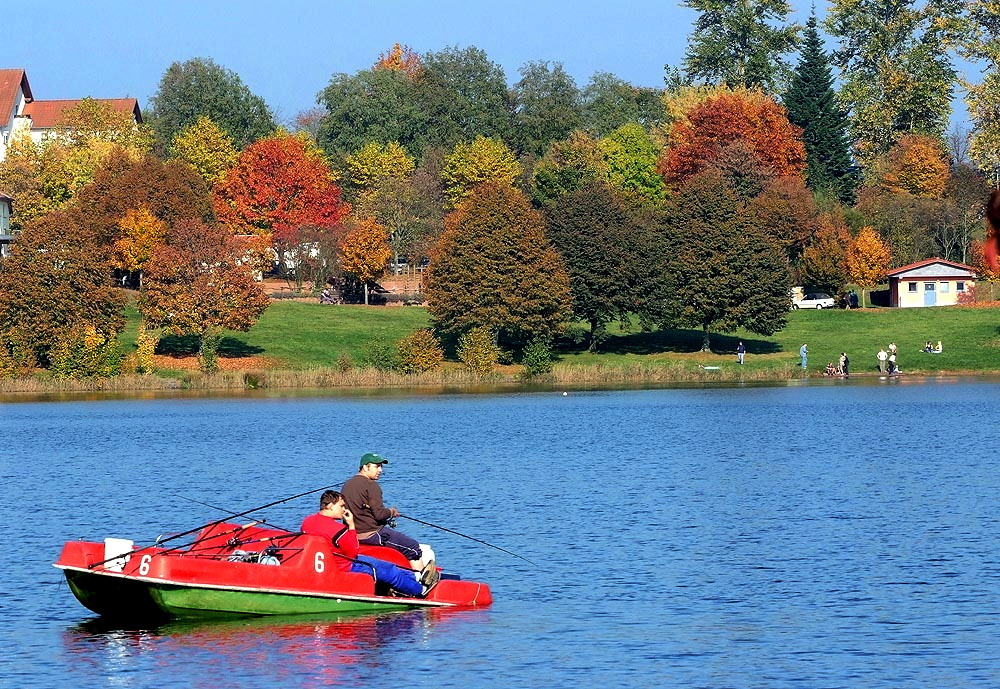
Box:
[701,324,711,352]
[862,287,868,308]
[589,319,602,352]
[364,282,369,305]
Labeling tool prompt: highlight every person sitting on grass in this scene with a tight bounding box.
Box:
[824,362,836,376]
[301,490,439,598]
[932,341,943,354]
[922,341,933,353]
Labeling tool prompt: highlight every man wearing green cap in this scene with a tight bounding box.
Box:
[341,453,433,571]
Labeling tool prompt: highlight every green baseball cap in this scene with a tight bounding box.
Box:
[360,452,388,468]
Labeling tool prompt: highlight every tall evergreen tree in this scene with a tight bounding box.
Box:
[784,12,859,203]
[682,0,800,93]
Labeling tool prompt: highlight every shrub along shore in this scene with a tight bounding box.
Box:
[2,302,998,395]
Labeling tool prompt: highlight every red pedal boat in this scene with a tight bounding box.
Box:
[54,521,492,621]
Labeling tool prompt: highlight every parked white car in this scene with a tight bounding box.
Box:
[792,292,835,309]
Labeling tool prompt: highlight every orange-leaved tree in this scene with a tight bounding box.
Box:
[375,43,423,78]
[426,184,571,347]
[658,90,806,189]
[112,206,167,289]
[214,132,349,259]
[140,220,270,372]
[340,216,392,304]
[879,134,950,198]
[798,212,852,295]
[846,226,892,308]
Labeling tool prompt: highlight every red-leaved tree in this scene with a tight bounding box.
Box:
[659,91,806,189]
[214,132,349,262]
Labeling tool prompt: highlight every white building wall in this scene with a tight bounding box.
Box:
[0,85,29,163]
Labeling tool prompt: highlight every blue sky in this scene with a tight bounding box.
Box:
[7,0,970,126]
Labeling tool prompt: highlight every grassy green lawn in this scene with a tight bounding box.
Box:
[147,302,431,368]
[128,300,999,376]
[559,307,1000,374]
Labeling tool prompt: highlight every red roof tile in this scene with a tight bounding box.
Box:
[886,258,977,277]
[0,69,33,123]
[22,98,141,128]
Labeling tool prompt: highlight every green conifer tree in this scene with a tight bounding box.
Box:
[784,12,859,203]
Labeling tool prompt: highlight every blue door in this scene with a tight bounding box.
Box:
[924,282,936,306]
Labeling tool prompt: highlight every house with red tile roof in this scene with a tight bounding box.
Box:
[886,258,977,307]
[0,68,141,164]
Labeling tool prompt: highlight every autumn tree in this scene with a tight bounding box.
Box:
[963,2,1000,186]
[826,0,964,170]
[659,89,806,189]
[530,130,608,206]
[878,134,950,198]
[513,61,583,157]
[141,219,270,371]
[743,177,820,269]
[799,213,851,294]
[169,116,239,184]
[663,170,790,351]
[682,0,800,93]
[51,98,153,154]
[846,225,892,307]
[599,123,667,208]
[214,132,349,267]
[0,99,153,230]
[148,57,276,151]
[0,209,125,366]
[545,181,666,349]
[74,151,215,247]
[375,43,423,77]
[340,217,392,304]
[581,72,666,138]
[441,136,522,207]
[343,141,415,198]
[112,205,167,289]
[784,12,859,202]
[426,184,571,345]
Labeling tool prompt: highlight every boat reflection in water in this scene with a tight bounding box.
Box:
[63,608,490,683]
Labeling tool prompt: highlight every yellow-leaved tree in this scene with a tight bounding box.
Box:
[879,134,950,198]
[847,225,892,307]
[340,216,392,304]
[344,141,415,192]
[113,206,167,289]
[170,116,239,185]
[441,136,521,207]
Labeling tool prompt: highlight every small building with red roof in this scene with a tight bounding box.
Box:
[0,68,140,164]
[886,258,977,307]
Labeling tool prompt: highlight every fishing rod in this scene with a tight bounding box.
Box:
[398,514,537,565]
[174,494,293,532]
[88,483,340,570]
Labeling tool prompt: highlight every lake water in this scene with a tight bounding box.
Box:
[4,380,1000,688]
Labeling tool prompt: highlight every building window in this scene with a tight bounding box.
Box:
[957,281,965,292]
[940,282,950,293]
[924,282,935,292]
[908,282,918,292]
[0,201,10,233]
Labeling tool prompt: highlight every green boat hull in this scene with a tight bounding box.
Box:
[64,569,426,620]
[149,584,419,619]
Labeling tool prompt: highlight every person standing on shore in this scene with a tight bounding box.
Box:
[736,342,746,365]
[877,347,888,373]
[799,343,808,369]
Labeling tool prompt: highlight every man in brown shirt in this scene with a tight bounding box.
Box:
[341,453,434,571]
